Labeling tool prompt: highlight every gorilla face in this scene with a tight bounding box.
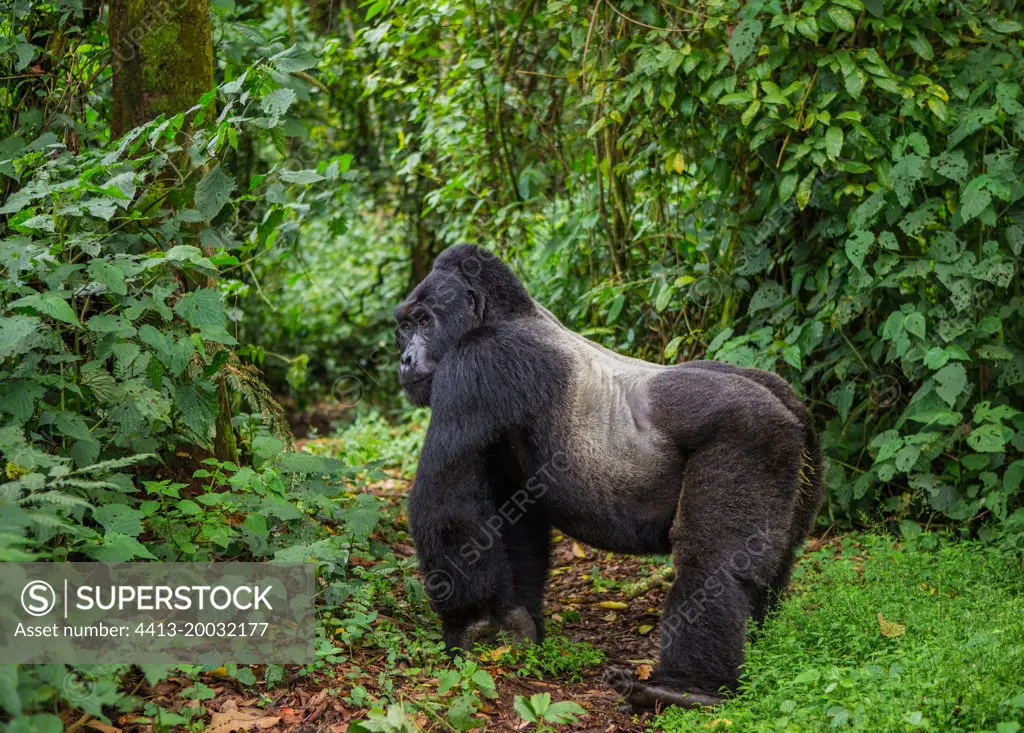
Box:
[394,268,483,406]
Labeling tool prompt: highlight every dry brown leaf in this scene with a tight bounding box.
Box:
[597,601,628,610]
[206,707,282,733]
[85,723,122,733]
[636,664,653,680]
[877,612,905,638]
[480,645,510,661]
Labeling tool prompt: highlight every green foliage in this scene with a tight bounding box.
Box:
[495,636,605,682]
[655,534,1024,731]
[350,704,423,733]
[351,0,1023,542]
[513,693,588,730]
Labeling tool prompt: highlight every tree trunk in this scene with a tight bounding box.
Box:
[108,0,237,463]
[109,0,214,138]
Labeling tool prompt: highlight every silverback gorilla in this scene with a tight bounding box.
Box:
[394,245,823,712]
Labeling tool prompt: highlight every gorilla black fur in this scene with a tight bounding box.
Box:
[394,244,824,711]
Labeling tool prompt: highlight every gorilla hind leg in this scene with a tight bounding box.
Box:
[607,434,802,711]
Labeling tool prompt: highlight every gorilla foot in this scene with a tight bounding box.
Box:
[603,667,723,712]
[502,607,539,643]
[459,607,538,649]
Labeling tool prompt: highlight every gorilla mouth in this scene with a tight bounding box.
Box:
[402,374,431,388]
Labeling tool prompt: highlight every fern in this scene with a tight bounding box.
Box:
[219,359,293,445]
[70,454,155,475]
[19,490,94,509]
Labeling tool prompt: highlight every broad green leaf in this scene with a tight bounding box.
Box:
[655,283,675,312]
[749,281,784,312]
[280,169,326,184]
[177,499,202,516]
[908,34,933,60]
[90,532,157,561]
[959,177,992,223]
[844,230,874,269]
[92,504,144,536]
[729,17,763,66]
[934,363,967,407]
[825,126,844,159]
[828,382,856,423]
[174,288,226,328]
[194,164,236,221]
[261,88,296,118]
[741,99,761,127]
[9,293,80,326]
[863,0,884,16]
[0,315,40,358]
[903,312,925,339]
[664,335,684,362]
[795,170,817,210]
[719,92,753,106]
[967,424,1010,453]
[606,293,625,324]
[828,6,856,31]
[437,670,460,695]
[87,259,128,295]
[0,665,20,715]
[895,445,921,472]
[778,173,799,203]
[844,66,867,98]
[270,44,319,73]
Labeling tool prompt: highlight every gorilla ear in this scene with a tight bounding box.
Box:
[468,288,485,323]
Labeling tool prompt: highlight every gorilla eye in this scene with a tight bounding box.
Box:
[416,312,432,327]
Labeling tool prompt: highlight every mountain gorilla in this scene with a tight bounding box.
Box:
[395,245,823,711]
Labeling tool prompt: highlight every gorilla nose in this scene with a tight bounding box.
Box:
[400,352,413,368]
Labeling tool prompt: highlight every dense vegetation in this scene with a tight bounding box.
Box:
[0,0,1021,730]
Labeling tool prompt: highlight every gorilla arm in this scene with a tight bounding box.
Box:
[407,326,565,649]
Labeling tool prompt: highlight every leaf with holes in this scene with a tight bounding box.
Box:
[932,150,968,183]
[729,17,763,66]
[844,231,874,269]
[959,177,992,224]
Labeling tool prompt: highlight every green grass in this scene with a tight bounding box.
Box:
[655,534,1024,733]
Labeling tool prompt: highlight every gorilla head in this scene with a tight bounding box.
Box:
[393,245,532,405]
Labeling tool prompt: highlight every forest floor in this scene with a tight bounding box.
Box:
[122,418,1024,733]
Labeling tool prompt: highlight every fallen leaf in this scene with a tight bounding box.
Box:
[572,542,587,558]
[636,664,653,680]
[85,724,121,733]
[206,708,282,733]
[706,719,733,728]
[598,601,628,610]
[877,612,905,638]
[638,624,655,635]
[601,612,617,622]
[481,645,510,661]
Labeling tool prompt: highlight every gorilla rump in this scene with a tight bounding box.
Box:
[394,244,823,711]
